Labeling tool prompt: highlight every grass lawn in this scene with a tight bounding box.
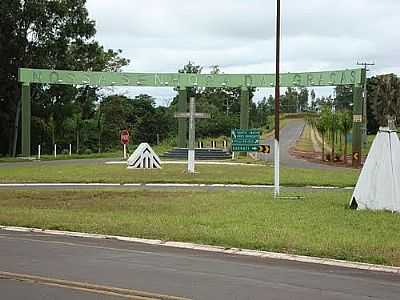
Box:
[1,189,399,266]
[0,163,360,187]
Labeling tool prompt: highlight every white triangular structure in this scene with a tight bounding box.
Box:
[127,143,161,169]
[350,127,400,212]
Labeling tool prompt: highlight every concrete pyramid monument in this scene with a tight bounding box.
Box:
[350,126,400,212]
[127,143,161,169]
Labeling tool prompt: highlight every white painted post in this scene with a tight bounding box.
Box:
[274,139,280,197]
[188,98,196,174]
[54,144,57,158]
[174,97,209,174]
[188,149,195,173]
[69,144,72,156]
[123,144,127,160]
[38,145,41,160]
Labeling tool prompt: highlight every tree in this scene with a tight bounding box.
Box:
[0,0,128,156]
[281,87,298,113]
[338,110,353,164]
[298,88,309,112]
[335,85,353,110]
[368,74,400,128]
[178,61,203,75]
[101,95,132,150]
[314,106,331,161]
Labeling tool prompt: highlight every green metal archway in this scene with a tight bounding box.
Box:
[18,67,366,166]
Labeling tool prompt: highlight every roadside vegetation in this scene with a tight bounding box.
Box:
[1,189,399,266]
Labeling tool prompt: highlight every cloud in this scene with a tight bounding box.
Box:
[86,0,400,103]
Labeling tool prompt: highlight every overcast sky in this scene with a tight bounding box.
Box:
[86,0,400,105]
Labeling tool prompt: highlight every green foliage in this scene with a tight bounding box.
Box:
[335,85,353,110]
[311,105,353,161]
[0,0,128,155]
[100,94,175,150]
[368,74,400,128]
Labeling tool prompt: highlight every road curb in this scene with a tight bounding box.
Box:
[1,226,398,275]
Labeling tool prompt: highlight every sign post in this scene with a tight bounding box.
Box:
[121,129,130,160]
[175,97,210,174]
[274,0,282,197]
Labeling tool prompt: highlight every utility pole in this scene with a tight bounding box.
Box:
[357,62,374,148]
[274,0,281,197]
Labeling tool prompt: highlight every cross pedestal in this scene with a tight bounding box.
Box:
[175,97,210,173]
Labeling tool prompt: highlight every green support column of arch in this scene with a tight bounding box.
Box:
[352,84,363,167]
[240,88,250,129]
[177,88,188,148]
[21,83,31,157]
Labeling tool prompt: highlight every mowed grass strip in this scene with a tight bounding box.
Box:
[0,189,399,266]
[0,163,359,187]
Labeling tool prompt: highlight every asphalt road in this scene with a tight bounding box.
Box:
[1,231,399,300]
[0,279,122,300]
[257,119,338,169]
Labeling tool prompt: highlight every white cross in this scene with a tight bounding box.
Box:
[175,97,210,173]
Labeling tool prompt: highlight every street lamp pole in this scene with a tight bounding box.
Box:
[274,0,281,197]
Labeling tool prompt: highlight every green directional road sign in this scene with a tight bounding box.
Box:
[231,128,262,152]
[232,145,260,152]
[232,144,271,153]
[232,139,260,145]
[231,128,271,153]
[231,129,260,139]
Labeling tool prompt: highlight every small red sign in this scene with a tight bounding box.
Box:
[121,129,130,145]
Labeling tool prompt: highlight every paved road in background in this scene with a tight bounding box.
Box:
[1,231,399,300]
[257,119,340,169]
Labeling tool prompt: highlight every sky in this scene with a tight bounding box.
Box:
[86,0,400,105]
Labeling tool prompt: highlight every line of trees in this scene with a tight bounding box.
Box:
[307,108,353,163]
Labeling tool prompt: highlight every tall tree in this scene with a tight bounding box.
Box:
[0,0,128,155]
[368,74,400,128]
[298,88,309,112]
[338,110,353,164]
[335,85,353,110]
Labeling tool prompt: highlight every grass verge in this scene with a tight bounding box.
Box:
[1,189,399,266]
[0,163,359,187]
